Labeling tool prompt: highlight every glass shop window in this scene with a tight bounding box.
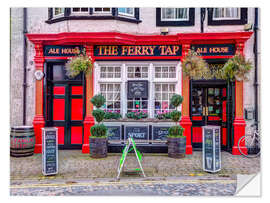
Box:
[100,66,121,78]
[155,66,176,78]
[100,83,121,112]
[154,83,176,115]
[127,98,148,114]
[52,65,82,81]
[191,87,203,116]
[127,66,148,78]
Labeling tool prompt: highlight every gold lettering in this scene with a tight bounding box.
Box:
[121,46,128,55]
[148,46,156,55]
[111,46,118,55]
[135,46,142,55]
[172,46,180,55]
[158,46,166,55]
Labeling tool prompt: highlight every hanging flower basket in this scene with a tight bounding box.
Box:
[65,48,93,78]
[182,49,211,80]
[221,52,253,82]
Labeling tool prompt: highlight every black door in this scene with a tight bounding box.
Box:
[190,81,228,149]
[45,62,85,149]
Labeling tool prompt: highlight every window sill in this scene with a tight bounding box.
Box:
[46,15,142,24]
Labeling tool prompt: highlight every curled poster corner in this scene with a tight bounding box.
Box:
[235,173,261,196]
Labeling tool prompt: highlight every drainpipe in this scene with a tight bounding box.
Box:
[200,8,206,33]
[23,8,28,125]
[253,8,259,129]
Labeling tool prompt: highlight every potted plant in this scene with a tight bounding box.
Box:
[104,110,122,120]
[167,94,186,158]
[90,94,108,158]
[221,52,253,82]
[182,49,211,80]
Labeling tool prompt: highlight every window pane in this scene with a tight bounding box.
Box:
[94,8,102,12]
[72,8,80,12]
[162,84,168,91]
[81,8,89,12]
[103,8,111,12]
[115,67,121,72]
[128,67,134,72]
[100,84,106,91]
[155,84,161,91]
[107,84,113,91]
[128,73,134,78]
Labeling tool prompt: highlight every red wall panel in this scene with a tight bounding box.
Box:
[53,99,65,120]
[71,99,83,121]
[53,86,65,95]
[71,126,83,144]
[192,127,202,143]
[71,86,83,95]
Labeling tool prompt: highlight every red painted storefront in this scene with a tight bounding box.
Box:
[27,31,252,155]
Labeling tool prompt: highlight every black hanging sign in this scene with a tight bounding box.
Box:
[127,80,148,99]
[107,126,121,140]
[43,45,84,57]
[125,126,148,140]
[42,127,58,175]
[202,126,221,173]
[191,44,235,56]
[152,126,170,141]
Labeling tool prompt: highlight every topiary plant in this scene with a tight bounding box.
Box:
[168,126,184,138]
[90,94,107,138]
[91,94,106,108]
[168,94,184,138]
[92,109,105,123]
[90,124,107,138]
[170,94,183,108]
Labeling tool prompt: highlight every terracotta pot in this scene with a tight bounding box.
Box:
[167,137,186,158]
[89,137,108,158]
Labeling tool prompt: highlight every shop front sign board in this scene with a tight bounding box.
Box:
[191,44,235,56]
[125,126,149,141]
[106,125,121,141]
[43,45,84,57]
[94,45,182,57]
[127,80,148,99]
[202,126,221,173]
[152,126,170,142]
[42,127,58,175]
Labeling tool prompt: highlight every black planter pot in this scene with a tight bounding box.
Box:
[89,137,108,158]
[167,137,186,158]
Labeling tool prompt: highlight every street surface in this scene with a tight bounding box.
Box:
[10,177,236,196]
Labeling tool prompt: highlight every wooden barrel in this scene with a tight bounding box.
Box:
[10,126,35,157]
[167,137,186,158]
[89,137,108,158]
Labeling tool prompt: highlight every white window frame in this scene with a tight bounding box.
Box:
[71,8,90,15]
[161,8,189,21]
[94,61,181,119]
[53,8,64,18]
[118,8,135,18]
[93,8,112,14]
[213,8,241,20]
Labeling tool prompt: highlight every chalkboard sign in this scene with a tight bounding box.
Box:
[125,126,148,140]
[153,126,170,141]
[42,128,58,175]
[202,126,221,173]
[107,126,121,140]
[127,81,148,99]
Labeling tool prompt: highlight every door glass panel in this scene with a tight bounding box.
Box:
[191,87,203,116]
[207,88,222,117]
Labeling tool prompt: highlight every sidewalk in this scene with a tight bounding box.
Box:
[10,150,260,182]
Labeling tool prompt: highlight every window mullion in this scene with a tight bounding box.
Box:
[149,63,154,118]
[122,63,127,117]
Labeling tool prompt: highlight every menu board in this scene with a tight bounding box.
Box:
[107,126,121,140]
[153,126,170,141]
[203,126,221,173]
[125,126,148,140]
[214,129,221,171]
[127,81,148,99]
[203,128,214,171]
[42,128,58,175]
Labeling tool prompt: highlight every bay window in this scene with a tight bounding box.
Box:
[208,8,247,25]
[95,62,181,119]
[118,8,135,17]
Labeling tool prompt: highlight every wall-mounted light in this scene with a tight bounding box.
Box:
[244,23,253,31]
[160,27,169,35]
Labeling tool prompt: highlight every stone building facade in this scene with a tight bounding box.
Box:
[10,7,260,155]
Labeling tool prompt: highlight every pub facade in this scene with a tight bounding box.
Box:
[10,8,259,155]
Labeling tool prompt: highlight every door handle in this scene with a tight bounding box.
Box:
[206,107,209,116]
[202,107,205,116]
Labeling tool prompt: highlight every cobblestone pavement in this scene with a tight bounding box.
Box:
[10,150,260,181]
[10,177,237,196]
